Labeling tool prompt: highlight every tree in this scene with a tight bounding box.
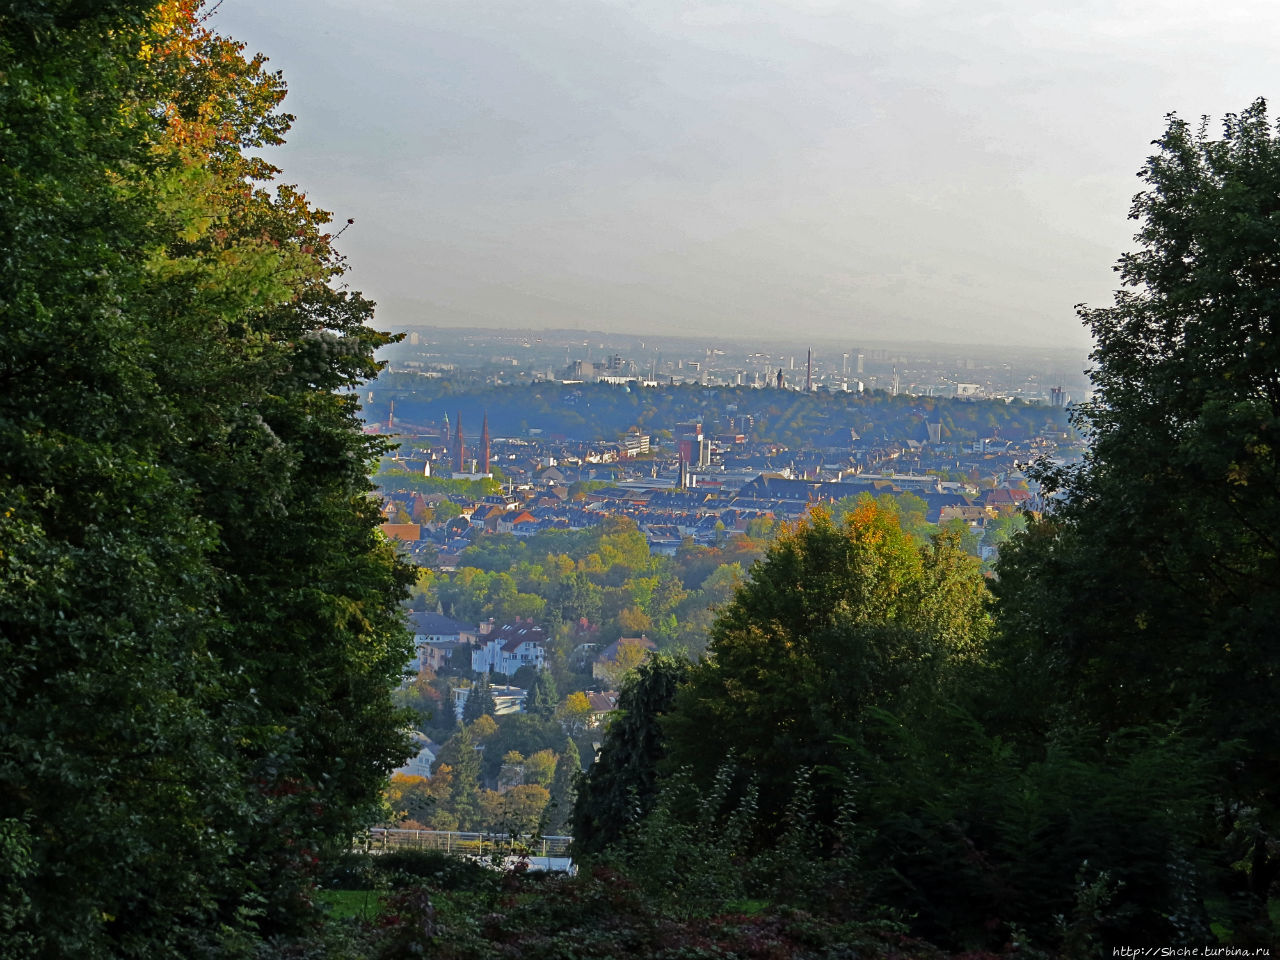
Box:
[570,654,693,858]
[444,724,483,830]
[526,668,559,720]
[557,691,594,738]
[1,3,413,954]
[665,504,990,825]
[479,784,550,835]
[524,749,558,788]
[481,713,561,783]
[596,636,652,688]
[463,674,497,723]
[545,738,581,834]
[387,774,440,826]
[996,100,1280,936]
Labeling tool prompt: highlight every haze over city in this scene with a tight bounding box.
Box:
[216,0,1280,350]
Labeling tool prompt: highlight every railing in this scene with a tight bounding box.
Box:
[356,827,572,859]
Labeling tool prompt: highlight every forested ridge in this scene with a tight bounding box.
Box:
[4,2,1280,957]
[369,374,1070,446]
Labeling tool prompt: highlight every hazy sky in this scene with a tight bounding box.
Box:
[215,0,1280,349]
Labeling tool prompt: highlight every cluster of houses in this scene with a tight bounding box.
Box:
[376,410,1056,563]
[380,458,1039,566]
[405,610,654,719]
[394,608,654,780]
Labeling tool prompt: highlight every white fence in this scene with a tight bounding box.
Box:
[356,827,572,859]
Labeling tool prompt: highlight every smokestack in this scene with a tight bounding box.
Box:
[481,413,491,474]
[806,348,813,393]
[455,411,465,473]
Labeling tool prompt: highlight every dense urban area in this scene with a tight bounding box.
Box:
[372,332,1082,839]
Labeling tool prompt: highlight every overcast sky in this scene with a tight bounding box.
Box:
[214,0,1280,349]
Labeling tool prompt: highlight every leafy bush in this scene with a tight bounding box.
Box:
[374,849,495,892]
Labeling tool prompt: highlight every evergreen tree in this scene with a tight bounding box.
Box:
[527,668,559,719]
[546,737,581,835]
[571,654,692,858]
[463,673,497,723]
[447,724,484,831]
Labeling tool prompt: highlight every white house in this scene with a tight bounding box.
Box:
[393,732,439,778]
[407,610,476,672]
[470,619,547,676]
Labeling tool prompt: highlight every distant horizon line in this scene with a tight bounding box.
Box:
[385,323,1094,358]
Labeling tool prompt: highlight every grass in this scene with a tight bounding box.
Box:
[723,898,770,916]
[317,888,383,921]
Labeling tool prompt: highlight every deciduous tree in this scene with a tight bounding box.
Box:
[665,504,990,825]
[996,100,1280,928]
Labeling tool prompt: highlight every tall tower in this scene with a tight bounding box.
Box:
[776,368,784,389]
[481,413,491,474]
[806,348,813,393]
[455,411,465,473]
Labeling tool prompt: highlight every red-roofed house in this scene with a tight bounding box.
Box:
[984,488,1033,509]
[471,619,547,676]
[497,510,538,535]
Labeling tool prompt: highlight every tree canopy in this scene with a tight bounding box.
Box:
[996,98,1280,929]
[0,3,412,954]
[663,503,990,823]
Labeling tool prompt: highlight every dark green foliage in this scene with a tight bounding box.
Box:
[664,503,990,826]
[0,5,413,955]
[570,653,693,858]
[480,712,563,782]
[997,100,1280,934]
[840,707,1221,950]
[462,674,497,723]
[526,668,559,719]
[444,725,484,830]
[368,849,494,892]
[545,737,581,834]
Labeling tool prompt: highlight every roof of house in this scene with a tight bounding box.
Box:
[379,522,420,541]
[487,620,547,652]
[596,636,657,664]
[408,611,473,637]
[586,691,619,713]
[985,487,1033,505]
